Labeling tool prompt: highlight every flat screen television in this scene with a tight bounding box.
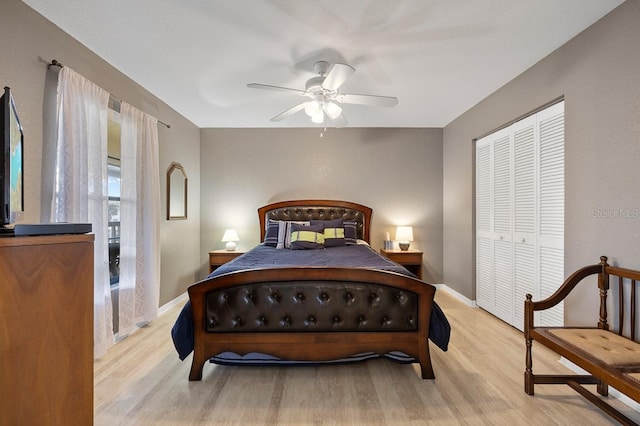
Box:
[0,86,24,231]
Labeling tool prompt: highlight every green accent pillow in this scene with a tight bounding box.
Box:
[276,220,310,249]
[290,223,325,250]
[311,218,345,247]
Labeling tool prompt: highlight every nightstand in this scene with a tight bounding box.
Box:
[380,249,423,279]
[209,249,245,273]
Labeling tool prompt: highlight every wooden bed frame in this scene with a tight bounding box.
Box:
[187,200,437,381]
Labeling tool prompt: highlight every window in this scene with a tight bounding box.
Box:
[107,101,121,286]
[107,161,120,284]
[108,101,121,333]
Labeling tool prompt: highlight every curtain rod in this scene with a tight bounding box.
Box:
[47,59,171,129]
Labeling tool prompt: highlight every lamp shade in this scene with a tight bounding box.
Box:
[395,226,414,242]
[221,229,239,251]
[395,226,413,251]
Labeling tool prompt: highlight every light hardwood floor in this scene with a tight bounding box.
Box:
[94,290,640,425]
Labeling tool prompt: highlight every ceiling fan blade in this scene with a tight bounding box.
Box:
[247,83,306,95]
[322,63,355,91]
[270,102,306,122]
[336,93,398,107]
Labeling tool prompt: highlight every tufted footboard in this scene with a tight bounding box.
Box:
[188,266,436,381]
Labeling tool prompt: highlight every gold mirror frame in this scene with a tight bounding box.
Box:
[167,162,187,220]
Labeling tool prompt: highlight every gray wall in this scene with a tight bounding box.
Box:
[1,0,202,305]
[443,0,640,324]
[199,127,444,283]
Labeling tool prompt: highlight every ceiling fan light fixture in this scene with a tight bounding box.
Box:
[311,109,324,124]
[304,100,321,117]
[324,102,342,120]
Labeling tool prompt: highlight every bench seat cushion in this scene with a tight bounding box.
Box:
[548,328,640,366]
[626,373,640,384]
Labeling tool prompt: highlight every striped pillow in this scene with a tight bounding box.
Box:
[263,220,280,247]
[311,219,345,247]
[344,221,357,245]
[276,220,310,249]
[289,223,325,250]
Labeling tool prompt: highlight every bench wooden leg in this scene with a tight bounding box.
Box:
[525,371,534,395]
[597,380,609,397]
[525,337,534,395]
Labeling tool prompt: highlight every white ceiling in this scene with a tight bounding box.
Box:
[23,0,623,128]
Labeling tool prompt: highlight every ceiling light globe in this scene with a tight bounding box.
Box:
[304,101,320,117]
[325,102,342,119]
[311,110,324,124]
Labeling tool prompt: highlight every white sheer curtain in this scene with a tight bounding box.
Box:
[118,102,161,335]
[51,67,113,358]
[48,67,162,357]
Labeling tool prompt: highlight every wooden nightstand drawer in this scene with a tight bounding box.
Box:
[209,249,244,273]
[380,249,423,279]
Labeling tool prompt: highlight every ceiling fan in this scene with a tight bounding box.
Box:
[247,60,398,127]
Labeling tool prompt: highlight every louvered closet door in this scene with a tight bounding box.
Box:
[475,127,513,322]
[475,138,493,311]
[512,115,537,331]
[537,102,565,327]
[492,131,513,324]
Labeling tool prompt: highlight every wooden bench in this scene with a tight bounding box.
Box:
[525,256,640,425]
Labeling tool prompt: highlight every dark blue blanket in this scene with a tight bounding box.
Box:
[171,244,450,362]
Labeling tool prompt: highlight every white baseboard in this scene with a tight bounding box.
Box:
[158,292,189,316]
[434,284,477,307]
[109,293,188,344]
[559,357,640,413]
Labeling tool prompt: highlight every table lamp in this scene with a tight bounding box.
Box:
[395,226,413,251]
[221,229,239,251]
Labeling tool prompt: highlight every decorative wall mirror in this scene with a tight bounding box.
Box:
[167,162,187,220]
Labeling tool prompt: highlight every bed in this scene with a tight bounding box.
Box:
[171,199,450,380]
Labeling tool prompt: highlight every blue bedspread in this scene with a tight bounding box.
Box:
[171,244,450,362]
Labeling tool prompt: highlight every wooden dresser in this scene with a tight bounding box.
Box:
[0,234,94,426]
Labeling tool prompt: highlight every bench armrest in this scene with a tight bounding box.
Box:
[524,257,608,335]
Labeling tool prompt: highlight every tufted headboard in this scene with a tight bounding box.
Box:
[258,199,372,244]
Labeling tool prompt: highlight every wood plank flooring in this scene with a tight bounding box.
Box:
[94,290,640,425]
